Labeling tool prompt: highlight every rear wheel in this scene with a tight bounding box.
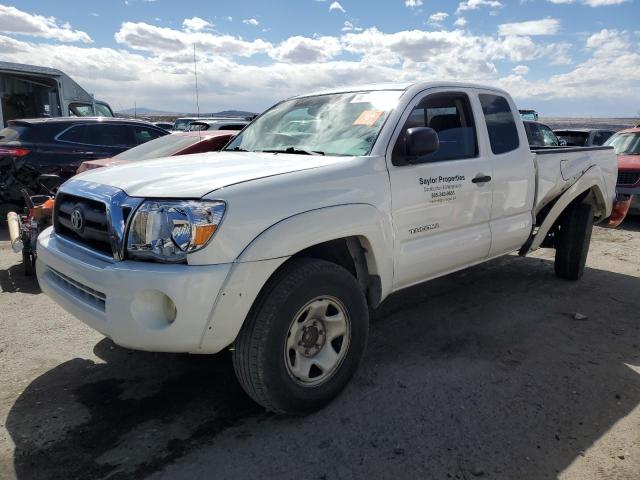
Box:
[554,202,594,280]
[232,258,369,415]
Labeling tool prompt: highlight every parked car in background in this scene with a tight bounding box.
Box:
[0,117,168,206]
[519,109,539,121]
[77,130,237,173]
[523,120,561,147]
[173,117,199,131]
[185,118,250,132]
[153,121,174,130]
[605,127,640,214]
[554,129,615,147]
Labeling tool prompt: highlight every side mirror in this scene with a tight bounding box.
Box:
[559,139,567,147]
[406,127,439,158]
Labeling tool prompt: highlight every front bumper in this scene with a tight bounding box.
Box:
[36,227,232,353]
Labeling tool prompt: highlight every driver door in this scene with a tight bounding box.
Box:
[387,89,493,289]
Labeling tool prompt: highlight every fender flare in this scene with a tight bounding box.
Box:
[522,167,608,254]
[197,204,395,353]
[237,203,394,299]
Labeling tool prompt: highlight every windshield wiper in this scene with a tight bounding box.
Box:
[260,147,325,156]
[227,146,248,152]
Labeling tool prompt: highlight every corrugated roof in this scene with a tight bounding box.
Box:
[0,61,64,77]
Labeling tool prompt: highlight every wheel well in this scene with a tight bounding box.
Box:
[289,237,382,307]
[540,187,604,248]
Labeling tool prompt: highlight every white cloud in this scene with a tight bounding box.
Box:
[242,18,259,26]
[2,14,638,116]
[428,12,449,26]
[270,36,342,63]
[114,21,272,57]
[182,17,212,32]
[456,0,502,14]
[329,2,346,13]
[454,17,468,27]
[498,19,560,36]
[583,0,630,5]
[513,65,529,75]
[0,4,91,43]
[405,0,423,8]
[342,21,362,32]
[546,0,630,4]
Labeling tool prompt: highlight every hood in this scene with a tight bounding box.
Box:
[72,151,350,198]
[617,154,640,171]
[76,158,126,174]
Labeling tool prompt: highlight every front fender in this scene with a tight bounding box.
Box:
[198,204,394,353]
[238,203,394,297]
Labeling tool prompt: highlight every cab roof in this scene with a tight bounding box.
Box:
[295,81,511,99]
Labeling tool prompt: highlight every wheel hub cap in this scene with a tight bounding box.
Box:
[298,320,326,357]
[284,296,350,386]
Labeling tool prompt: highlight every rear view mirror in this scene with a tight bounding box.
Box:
[406,127,439,158]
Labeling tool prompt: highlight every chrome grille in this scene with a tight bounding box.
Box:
[52,180,143,261]
[54,192,111,255]
[617,171,640,186]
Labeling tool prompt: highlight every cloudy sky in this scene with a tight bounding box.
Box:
[2,0,639,116]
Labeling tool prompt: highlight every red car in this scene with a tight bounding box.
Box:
[605,127,640,215]
[76,130,236,173]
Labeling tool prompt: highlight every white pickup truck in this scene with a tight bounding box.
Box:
[36,82,617,414]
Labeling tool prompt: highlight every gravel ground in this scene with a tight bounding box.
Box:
[0,220,639,480]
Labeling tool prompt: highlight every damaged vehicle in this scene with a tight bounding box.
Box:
[605,127,640,215]
[0,117,168,212]
[36,82,617,414]
[77,130,237,173]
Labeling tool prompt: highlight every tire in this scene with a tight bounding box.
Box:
[232,258,369,415]
[554,201,594,280]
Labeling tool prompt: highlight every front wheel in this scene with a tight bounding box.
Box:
[232,258,369,415]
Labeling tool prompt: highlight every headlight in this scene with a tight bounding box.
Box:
[126,200,225,262]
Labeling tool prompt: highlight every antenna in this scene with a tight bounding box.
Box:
[193,44,200,119]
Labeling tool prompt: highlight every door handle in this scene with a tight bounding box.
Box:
[472,175,492,184]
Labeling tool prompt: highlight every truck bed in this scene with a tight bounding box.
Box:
[531,146,617,217]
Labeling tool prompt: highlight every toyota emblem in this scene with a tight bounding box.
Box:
[70,208,84,231]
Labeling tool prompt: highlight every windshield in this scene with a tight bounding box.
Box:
[225,90,403,156]
[113,134,201,161]
[173,119,194,131]
[556,131,589,146]
[186,122,210,132]
[604,132,640,155]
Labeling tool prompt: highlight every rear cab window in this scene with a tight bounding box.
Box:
[393,92,478,164]
[479,94,520,154]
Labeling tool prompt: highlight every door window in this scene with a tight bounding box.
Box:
[393,92,477,164]
[83,124,131,146]
[58,124,131,146]
[539,124,559,147]
[479,94,520,154]
[131,126,166,145]
[593,131,613,145]
[69,103,93,117]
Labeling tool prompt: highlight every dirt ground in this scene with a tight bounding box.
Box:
[0,220,638,480]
